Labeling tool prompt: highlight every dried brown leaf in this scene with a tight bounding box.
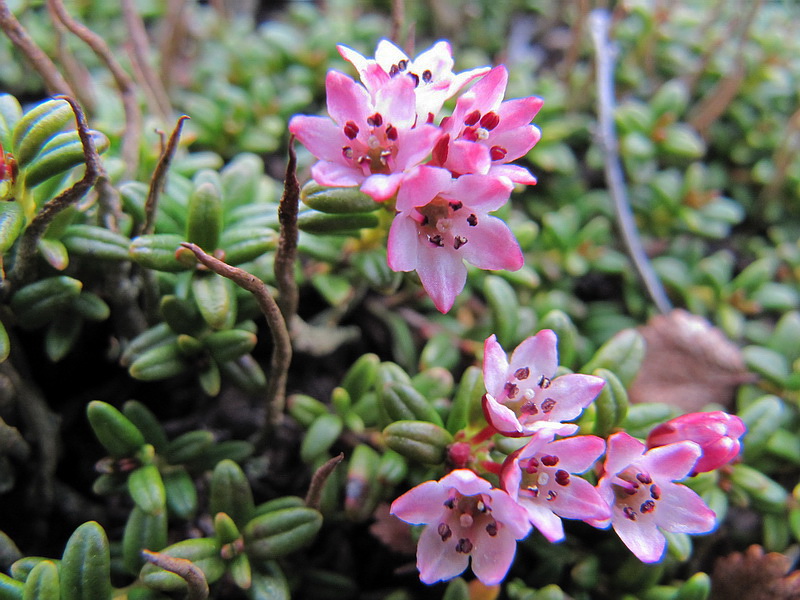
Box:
[369,503,416,555]
[628,309,752,411]
[711,544,800,600]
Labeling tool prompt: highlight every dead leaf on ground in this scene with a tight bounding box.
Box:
[369,502,416,555]
[711,544,800,600]
[628,309,753,412]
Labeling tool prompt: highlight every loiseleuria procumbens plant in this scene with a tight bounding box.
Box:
[290,40,747,587]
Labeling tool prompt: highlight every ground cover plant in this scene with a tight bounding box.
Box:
[0,0,798,598]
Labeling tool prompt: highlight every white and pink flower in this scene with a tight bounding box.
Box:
[589,432,717,563]
[390,469,531,585]
[387,166,523,313]
[501,430,610,542]
[481,331,605,437]
[337,39,489,123]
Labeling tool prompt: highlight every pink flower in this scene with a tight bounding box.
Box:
[432,65,543,185]
[481,331,605,437]
[589,432,717,563]
[338,40,489,123]
[390,469,531,585]
[501,430,610,542]
[646,411,746,475]
[288,70,441,201]
[387,166,523,313]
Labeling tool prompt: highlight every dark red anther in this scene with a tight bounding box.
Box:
[555,469,570,486]
[490,146,507,161]
[541,398,556,413]
[466,213,478,227]
[343,120,359,139]
[408,73,420,87]
[455,538,473,554]
[520,401,538,415]
[464,110,481,126]
[367,113,383,127]
[422,69,433,82]
[504,382,519,399]
[480,111,500,130]
[385,124,398,141]
[541,455,559,467]
[453,235,468,250]
[449,200,463,211]
[432,135,450,165]
[438,522,452,541]
[514,367,530,380]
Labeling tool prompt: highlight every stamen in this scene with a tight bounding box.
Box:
[389,64,399,77]
[526,486,539,497]
[640,500,656,514]
[486,522,498,536]
[476,500,487,513]
[422,69,433,82]
[367,113,383,127]
[398,59,408,71]
[504,382,519,399]
[343,121,359,139]
[455,538,473,554]
[520,401,538,415]
[464,110,481,126]
[525,460,538,474]
[438,522,452,541]
[490,145,507,161]
[514,367,530,380]
[342,146,353,159]
[623,507,637,521]
[429,234,444,247]
[385,124,398,141]
[467,213,478,226]
[541,398,557,413]
[444,498,455,509]
[636,473,653,485]
[555,470,570,486]
[408,73,420,87]
[541,455,559,467]
[449,200,463,211]
[538,376,552,388]
[453,235,468,250]
[459,513,474,528]
[650,485,661,500]
[480,111,500,130]
[427,112,435,124]
[547,490,558,501]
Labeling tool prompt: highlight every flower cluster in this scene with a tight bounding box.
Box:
[289,40,543,312]
[391,330,746,585]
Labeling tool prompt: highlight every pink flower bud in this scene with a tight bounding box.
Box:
[646,411,746,474]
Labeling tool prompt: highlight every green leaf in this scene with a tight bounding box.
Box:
[162,467,198,520]
[59,521,112,600]
[122,506,167,574]
[192,272,237,330]
[382,420,453,465]
[186,181,223,251]
[210,460,255,528]
[12,99,72,168]
[22,560,59,600]
[300,414,343,463]
[581,328,645,387]
[0,201,24,256]
[87,401,146,458]
[128,464,167,515]
[243,507,323,560]
[61,225,130,261]
[23,130,109,189]
[300,181,381,214]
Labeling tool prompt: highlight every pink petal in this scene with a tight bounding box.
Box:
[337,44,369,74]
[515,430,558,461]
[395,166,451,212]
[468,65,508,112]
[642,441,702,481]
[417,523,470,584]
[361,173,404,201]
[539,374,605,423]
[310,161,363,187]
[374,39,409,72]
[390,480,448,524]
[387,214,421,272]
[394,125,443,172]
[605,433,646,476]
[549,476,611,522]
[498,96,544,130]
[375,75,417,129]
[289,115,348,163]
[482,335,510,396]
[612,511,666,563]
[489,125,542,162]
[446,66,492,97]
[483,394,525,436]
[457,216,522,271]
[325,71,371,127]
[450,174,513,213]
[499,456,522,501]
[520,499,565,542]
[508,330,559,382]
[415,242,467,313]
[656,483,716,535]
[444,139,491,176]
[487,488,533,539]
[470,526,519,585]
[440,469,494,497]
[546,435,606,473]
[410,40,454,78]
[489,164,538,185]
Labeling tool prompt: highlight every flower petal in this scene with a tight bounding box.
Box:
[489,164,538,185]
[441,469,494,497]
[519,499,565,542]
[394,125,443,172]
[508,330,559,383]
[642,441,702,482]
[450,174,513,213]
[456,215,522,271]
[498,96,544,130]
[483,335,510,397]
[656,482,716,535]
[289,115,348,163]
[310,161,363,188]
[490,124,542,162]
[470,526,519,585]
[395,166,450,212]
[612,510,667,563]
[537,374,605,424]
[387,213,421,272]
[549,476,610,522]
[361,173,404,201]
[546,435,606,473]
[390,480,449,524]
[483,393,525,436]
[417,522,470,584]
[605,433,646,476]
[415,242,467,313]
[325,70,371,127]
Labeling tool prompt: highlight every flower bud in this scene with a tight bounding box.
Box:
[646,411,746,474]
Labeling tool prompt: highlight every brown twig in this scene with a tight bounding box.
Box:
[159,0,189,96]
[142,550,209,600]
[11,96,100,287]
[305,453,344,510]
[390,0,405,46]
[274,136,300,322]
[0,0,74,96]
[121,0,172,122]
[46,3,96,114]
[180,243,292,445]
[48,0,143,180]
[142,116,189,235]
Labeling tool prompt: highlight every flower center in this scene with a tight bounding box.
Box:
[414,197,478,250]
[611,467,661,521]
[499,369,556,424]
[519,453,570,501]
[438,492,499,553]
[340,114,398,175]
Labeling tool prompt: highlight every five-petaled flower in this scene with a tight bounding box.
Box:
[288,70,441,201]
[482,331,605,437]
[588,432,717,563]
[501,429,610,542]
[390,469,531,585]
[337,39,489,123]
[646,411,746,475]
[387,166,523,313]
